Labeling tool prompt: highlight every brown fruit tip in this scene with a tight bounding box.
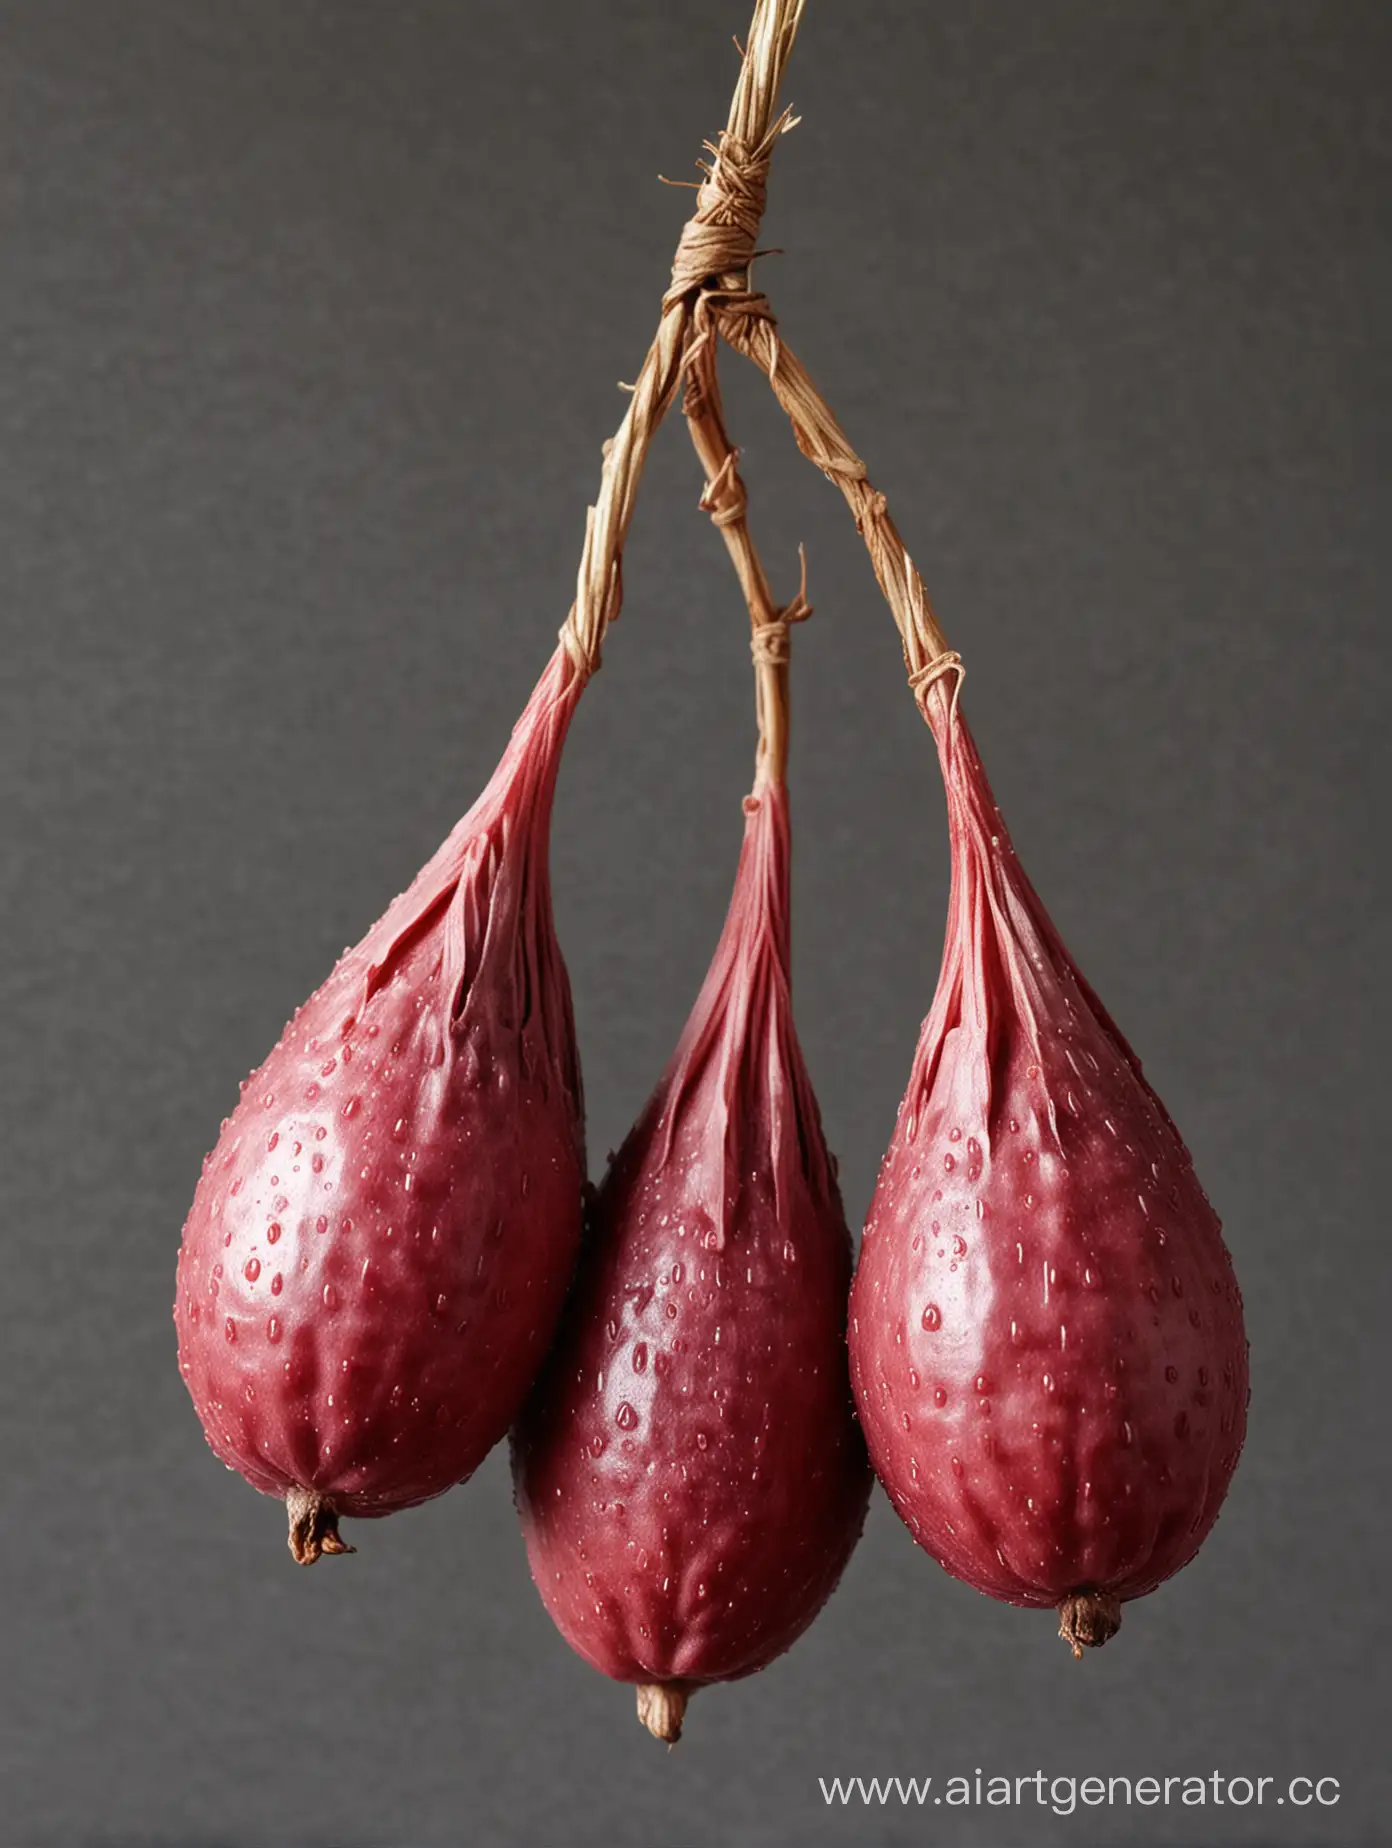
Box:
[285,1488,356,1566]
[1057,1590,1123,1660]
[636,1681,694,1745]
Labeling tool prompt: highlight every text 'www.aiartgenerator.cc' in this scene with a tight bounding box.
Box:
[818,1770,1341,1816]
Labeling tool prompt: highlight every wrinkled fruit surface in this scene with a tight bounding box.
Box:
[176,650,586,1525]
[514,783,871,1688]
[850,714,1248,1620]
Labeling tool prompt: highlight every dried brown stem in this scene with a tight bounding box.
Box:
[1057,1590,1124,1659]
[285,1488,354,1566]
[681,306,809,787]
[711,302,965,737]
[559,0,806,682]
[636,1679,696,1745]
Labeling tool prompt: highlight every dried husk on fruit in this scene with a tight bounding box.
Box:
[176,650,586,1558]
[849,712,1248,1645]
[513,774,871,1739]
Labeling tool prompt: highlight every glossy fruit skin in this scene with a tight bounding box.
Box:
[175,651,586,1519]
[514,785,871,1685]
[850,716,1248,1610]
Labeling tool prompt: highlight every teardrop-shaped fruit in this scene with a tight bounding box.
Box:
[176,648,587,1560]
[850,714,1248,1653]
[513,782,872,1739]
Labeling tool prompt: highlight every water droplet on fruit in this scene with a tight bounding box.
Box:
[615,1402,638,1431]
[948,1127,962,1142]
[933,1386,947,1408]
[1165,1364,1179,1383]
[267,1316,281,1343]
[243,1257,260,1282]
[921,1303,941,1332]
[224,1318,236,1343]
[323,1284,339,1311]
[943,1153,955,1172]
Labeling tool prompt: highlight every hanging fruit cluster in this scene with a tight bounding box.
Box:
[174,0,1248,1739]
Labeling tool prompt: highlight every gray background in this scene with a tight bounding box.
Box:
[2,1,1387,1844]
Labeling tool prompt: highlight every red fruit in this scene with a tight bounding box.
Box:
[513,782,872,1739]
[175,648,587,1561]
[850,714,1248,1654]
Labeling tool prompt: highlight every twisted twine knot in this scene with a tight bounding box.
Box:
[695,448,745,530]
[750,549,812,668]
[558,614,594,683]
[664,130,774,307]
[907,647,965,719]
